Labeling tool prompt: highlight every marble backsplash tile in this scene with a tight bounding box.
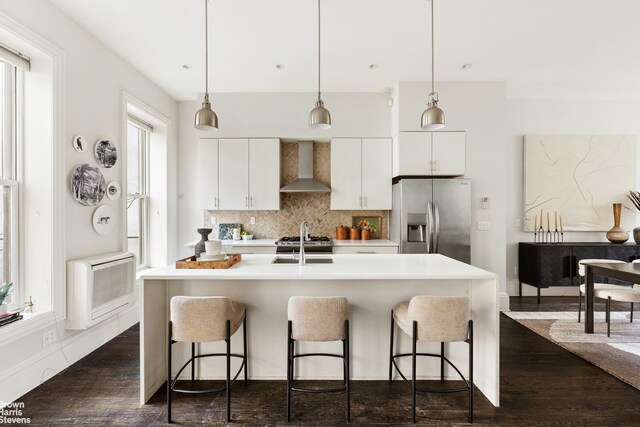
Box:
[202,141,389,239]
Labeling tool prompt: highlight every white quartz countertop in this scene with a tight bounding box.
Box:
[185,239,276,247]
[332,239,399,247]
[141,254,496,281]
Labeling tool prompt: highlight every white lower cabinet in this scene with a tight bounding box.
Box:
[331,138,392,210]
[333,246,399,254]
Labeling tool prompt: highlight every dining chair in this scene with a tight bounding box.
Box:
[577,259,628,322]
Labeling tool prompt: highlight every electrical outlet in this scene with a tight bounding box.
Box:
[211,216,217,225]
[477,221,491,231]
[42,328,56,347]
[250,217,256,225]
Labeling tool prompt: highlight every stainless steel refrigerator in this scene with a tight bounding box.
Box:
[390,178,470,263]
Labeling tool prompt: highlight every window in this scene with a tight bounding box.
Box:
[127,116,150,269]
[0,57,21,308]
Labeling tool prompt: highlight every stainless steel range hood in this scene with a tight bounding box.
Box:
[279,141,331,193]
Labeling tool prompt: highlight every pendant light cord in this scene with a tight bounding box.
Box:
[204,0,209,95]
[430,0,435,97]
[317,0,321,100]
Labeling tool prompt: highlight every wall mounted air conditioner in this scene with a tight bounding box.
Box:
[66,252,136,330]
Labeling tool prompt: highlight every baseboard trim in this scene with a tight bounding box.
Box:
[499,291,511,311]
[0,304,139,403]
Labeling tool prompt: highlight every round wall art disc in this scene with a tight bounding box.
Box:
[106,181,121,201]
[71,163,106,206]
[72,135,87,152]
[92,205,115,235]
[94,138,117,168]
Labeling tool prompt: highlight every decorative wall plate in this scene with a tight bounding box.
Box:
[94,138,117,168]
[72,135,87,153]
[92,205,115,235]
[71,163,106,206]
[106,181,121,200]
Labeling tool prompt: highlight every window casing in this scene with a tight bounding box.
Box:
[127,118,150,269]
[0,60,21,308]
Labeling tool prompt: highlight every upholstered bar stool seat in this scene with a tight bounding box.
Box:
[389,295,473,423]
[167,296,247,423]
[287,296,350,423]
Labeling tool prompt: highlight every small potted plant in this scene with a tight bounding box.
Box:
[241,230,254,241]
[0,282,14,314]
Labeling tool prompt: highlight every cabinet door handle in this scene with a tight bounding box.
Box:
[433,160,437,173]
[250,196,253,208]
[245,196,249,208]
[356,251,375,254]
[214,196,218,208]
[359,196,362,208]
[363,196,367,207]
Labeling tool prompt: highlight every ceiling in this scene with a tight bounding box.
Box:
[49,0,640,101]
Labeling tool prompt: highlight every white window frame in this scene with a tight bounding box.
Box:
[127,117,150,270]
[1,60,20,310]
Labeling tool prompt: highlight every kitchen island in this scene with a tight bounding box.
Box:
[139,254,500,406]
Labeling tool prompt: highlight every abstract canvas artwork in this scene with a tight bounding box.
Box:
[524,135,637,231]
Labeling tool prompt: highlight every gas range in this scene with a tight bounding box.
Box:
[275,236,333,253]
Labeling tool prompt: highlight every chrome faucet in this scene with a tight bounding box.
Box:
[299,221,310,265]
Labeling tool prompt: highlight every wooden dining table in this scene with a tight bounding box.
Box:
[583,262,640,333]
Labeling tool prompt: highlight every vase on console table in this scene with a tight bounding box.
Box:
[606,203,628,244]
[195,228,212,257]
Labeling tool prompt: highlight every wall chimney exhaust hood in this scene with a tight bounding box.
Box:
[279,141,331,193]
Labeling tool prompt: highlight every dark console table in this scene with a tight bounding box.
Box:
[518,242,640,303]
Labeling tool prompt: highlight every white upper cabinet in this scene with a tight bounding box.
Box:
[198,138,280,211]
[393,131,465,177]
[248,138,280,210]
[197,138,219,210]
[331,138,392,210]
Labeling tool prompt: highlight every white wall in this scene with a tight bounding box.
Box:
[506,98,640,295]
[176,92,392,256]
[0,0,177,403]
[395,82,509,302]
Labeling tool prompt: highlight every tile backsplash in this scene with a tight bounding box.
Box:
[202,141,389,239]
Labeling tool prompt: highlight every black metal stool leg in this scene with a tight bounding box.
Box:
[345,319,350,423]
[578,290,582,323]
[631,302,634,323]
[287,320,292,422]
[191,342,196,381]
[389,309,395,382]
[412,321,417,424]
[167,321,172,423]
[440,342,445,381]
[243,314,248,384]
[468,320,474,423]
[607,297,611,338]
[226,320,231,423]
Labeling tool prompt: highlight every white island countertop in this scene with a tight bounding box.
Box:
[141,253,496,281]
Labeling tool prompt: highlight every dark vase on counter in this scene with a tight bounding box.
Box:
[195,228,212,257]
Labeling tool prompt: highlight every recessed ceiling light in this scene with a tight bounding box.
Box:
[461,63,472,70]
[181,64,191,70]
[275,64,285,70]
[369,64,379,70]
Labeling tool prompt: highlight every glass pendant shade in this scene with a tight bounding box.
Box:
[421,99,445,130]
[309,99,331,129]
[195,94,218,130]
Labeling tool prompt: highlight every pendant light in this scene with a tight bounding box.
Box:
[421,0,445,130]
[309,0,331,129]
[195,0,218,130]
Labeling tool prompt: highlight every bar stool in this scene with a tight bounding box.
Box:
[167,296,247,423]
[286,296,350,423]
[389,295,473,423]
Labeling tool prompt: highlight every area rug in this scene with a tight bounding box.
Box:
[503,311,640,391]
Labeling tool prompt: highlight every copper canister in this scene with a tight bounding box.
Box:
[336,226,348,240]
[349,227,361,240]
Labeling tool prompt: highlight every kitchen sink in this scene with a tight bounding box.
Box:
[272,257,333,264]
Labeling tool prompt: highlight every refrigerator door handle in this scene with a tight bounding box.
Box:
[434,201,440,253]
[426,201,433,253]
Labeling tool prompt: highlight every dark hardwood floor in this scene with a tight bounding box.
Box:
[15,297,640,425]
